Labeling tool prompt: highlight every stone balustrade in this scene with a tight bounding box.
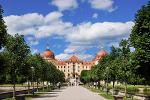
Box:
[0,86,54,99]
[90,85,150,100]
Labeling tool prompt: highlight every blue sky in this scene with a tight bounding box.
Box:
[1,0,149,61]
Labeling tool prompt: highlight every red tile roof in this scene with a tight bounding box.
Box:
[82,61,95,65]
[55,61,66,65]
[66,55,82,62]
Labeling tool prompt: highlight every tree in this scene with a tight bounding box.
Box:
[119,39,131,98]
[0,5,10,78]
[4,33,31,97]
[80,70,88,85]
[0,5,8,50]
[107,46,120,94]
[129,1,150,84]
[31,53,42,92]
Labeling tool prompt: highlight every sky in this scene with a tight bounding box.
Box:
[1,0,149,61]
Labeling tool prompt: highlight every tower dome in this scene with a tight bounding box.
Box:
[41,42,55,60]
[95,42,108,60]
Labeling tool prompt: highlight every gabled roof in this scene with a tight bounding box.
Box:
[66,54,82,62]
[55,61,66,65]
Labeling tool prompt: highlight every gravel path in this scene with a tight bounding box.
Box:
[32,86,108,100]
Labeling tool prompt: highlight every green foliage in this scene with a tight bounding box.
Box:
[80,70,89,85]
[91,88,105,93]
[0,5,8,50]
[127,87,139,92]
[129,1,150,84]
[143,88,148,91]
[143,88,150,92]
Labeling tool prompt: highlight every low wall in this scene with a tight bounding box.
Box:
[91,85,150,100]
[0,86,54,99]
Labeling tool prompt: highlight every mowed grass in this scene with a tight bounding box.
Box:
[99,93,114,99]
[82,85,106,93]
[91,88,105,93]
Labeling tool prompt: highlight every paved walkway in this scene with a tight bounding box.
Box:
[32,86,108,100]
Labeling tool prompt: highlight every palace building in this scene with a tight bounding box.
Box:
[41,43,108,82]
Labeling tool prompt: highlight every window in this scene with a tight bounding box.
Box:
[68,66,69,68]
[83,66,84,68]
[58,66,59,68]
[78,66,80,68]
[73,66,75,68]
[86,66,87,68]
[64,70,65,72]
[68,70,69,72]
[68,63,69,65]
[78,63,80,64]
[64,66,65,68]
[78,70,80,72]
[61,66,62,68]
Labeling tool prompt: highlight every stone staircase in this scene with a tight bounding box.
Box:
[70,78,76,83]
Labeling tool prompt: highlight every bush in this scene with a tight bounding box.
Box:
[114,85,122,90]
[143,88,150,92]
[108,85,112,89]
[143,88,147,91]
[127,87,139,92]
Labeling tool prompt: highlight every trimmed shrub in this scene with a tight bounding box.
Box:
[143,88,147,91]
[127,87,139,92]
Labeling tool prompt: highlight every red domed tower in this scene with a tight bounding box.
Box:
[41,42,55,64]
[94,42,108,65]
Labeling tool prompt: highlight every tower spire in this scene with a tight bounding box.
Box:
[47,40,49,50]
[101,41,104,51]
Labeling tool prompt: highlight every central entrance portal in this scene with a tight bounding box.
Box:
[73,74,75,78]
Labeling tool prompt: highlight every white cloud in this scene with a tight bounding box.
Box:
[53,44,62,48]
[4,12,134,54]
[88,0,117,12]
[33,49,38,54]
[27,37,34,41]
[92,13,98,18]
[64,21,134,53]
[53,36,64,39]
[4,12,73,38]
[30,40,39,45]
[51,0,78,11]
[107,42,119,48]
[55,52,94,61]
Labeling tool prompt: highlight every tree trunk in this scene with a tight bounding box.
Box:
[113,81,114,94]
[28,79,30,94]
[47,81,48,89]
[96,82,97,89]
[43,81,44,90]
[125,77,127,98]
[13,77,15,97]
[37,80,38,92]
